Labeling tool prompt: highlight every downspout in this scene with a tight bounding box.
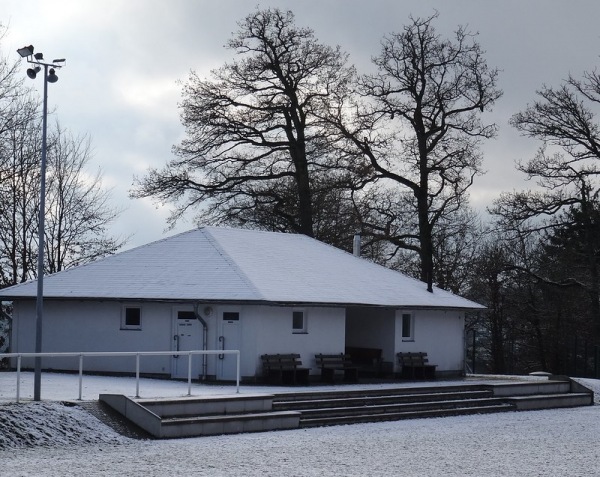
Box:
[193,302,209,381]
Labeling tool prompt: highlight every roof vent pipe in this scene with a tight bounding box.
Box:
[353,233,361,257]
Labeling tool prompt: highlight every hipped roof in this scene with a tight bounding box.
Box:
[0,227,484,310]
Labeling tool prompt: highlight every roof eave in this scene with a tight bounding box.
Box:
[1,295,486,310]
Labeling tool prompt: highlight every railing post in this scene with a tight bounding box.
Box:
[78,354,84,400]
[135,353,140,398]
[471,329,476,374]
[236,351,240,393]
[187,352,193,396]
[16,355,22,403]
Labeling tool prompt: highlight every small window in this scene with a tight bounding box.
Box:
[122,306,142,330]
[223,312,240,322]
[401,313,413,341]
[178,311,196,320]
[292,310,307,333]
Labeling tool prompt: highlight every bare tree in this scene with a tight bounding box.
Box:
[0,120,124,284]
[493,71,600,341]
[326,13,501,291]
[43,125,124,273]
[0,97,41,285]
[132,8,354,238]
[0,24,27,137]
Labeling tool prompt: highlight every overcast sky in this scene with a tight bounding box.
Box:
[4,0,600,249]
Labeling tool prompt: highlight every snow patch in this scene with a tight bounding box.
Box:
[0,401,130,450]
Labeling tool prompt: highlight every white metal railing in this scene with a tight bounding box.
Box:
[1,349,241,402]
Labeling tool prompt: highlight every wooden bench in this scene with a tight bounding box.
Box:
[315,353,358,383]
[261,353,310,385]
[397,352,437,380]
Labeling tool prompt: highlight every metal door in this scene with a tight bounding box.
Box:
[172,310,201,379]
[217,311,241,381]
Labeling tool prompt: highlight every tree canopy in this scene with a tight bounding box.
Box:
[326,13,501,290]
[132,8,355,239]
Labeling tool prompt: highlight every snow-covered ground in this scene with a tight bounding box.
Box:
[0,372,599,477]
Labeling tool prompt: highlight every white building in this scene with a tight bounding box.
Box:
[0,227,484,381]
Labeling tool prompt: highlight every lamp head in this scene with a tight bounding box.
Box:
[26,66,41,79]
[17,45,34,58]
[34,52,44,60]
[47,68,58,83]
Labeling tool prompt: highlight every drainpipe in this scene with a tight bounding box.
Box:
[353,233,361,257]
[193,302,209,381]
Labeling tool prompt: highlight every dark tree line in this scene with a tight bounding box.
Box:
[467,68,600,375]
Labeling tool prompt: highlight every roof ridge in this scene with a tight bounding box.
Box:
[202,228,266,301]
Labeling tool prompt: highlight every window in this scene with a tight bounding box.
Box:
[121,306,142,330]
[178,311,196,320]
[401,313,413,341]
[223,312,240,322]
[292,310,307,333]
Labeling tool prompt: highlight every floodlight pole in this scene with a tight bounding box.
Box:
[33,63,49,401]
[17,45,65,401]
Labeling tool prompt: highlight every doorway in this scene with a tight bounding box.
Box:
[217,310,241,381]
[171,309,202,379]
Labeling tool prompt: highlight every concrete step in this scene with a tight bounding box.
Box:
[273,390,494,411]
[137,393,274,418]
[489,381,571,397]
[159,410,301,438]
[507,392,593,410]
[300,403,516,428]
[100,393,297,438]
[297,397,510,420]
[273,384,490,403]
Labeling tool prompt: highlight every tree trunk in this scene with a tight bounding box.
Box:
[290,138,314,237]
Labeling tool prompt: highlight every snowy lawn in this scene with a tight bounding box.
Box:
[0,372,598,476]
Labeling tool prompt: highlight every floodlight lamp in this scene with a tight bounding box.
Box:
[52,58,66,64]
[27,66,41,79]
[47,68,58,83]
[17,45,34,57]
[34,52,44,60]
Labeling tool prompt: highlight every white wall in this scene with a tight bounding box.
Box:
[252,305,346,376]
[394,309,465,373]
[10,299,464,378]
[12,300,177,374]
[11,300,346,379]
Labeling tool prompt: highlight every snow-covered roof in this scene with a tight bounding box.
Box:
[0,227,483,309]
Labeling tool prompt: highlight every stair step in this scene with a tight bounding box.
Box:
[507,392,593,410]
[163,410,300,425]
[137,393,274,418]
[273,390,494,410]
[297,397,508,419]
[159,411,301,438]
[300,404,516,427]
[273,384,489,403]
